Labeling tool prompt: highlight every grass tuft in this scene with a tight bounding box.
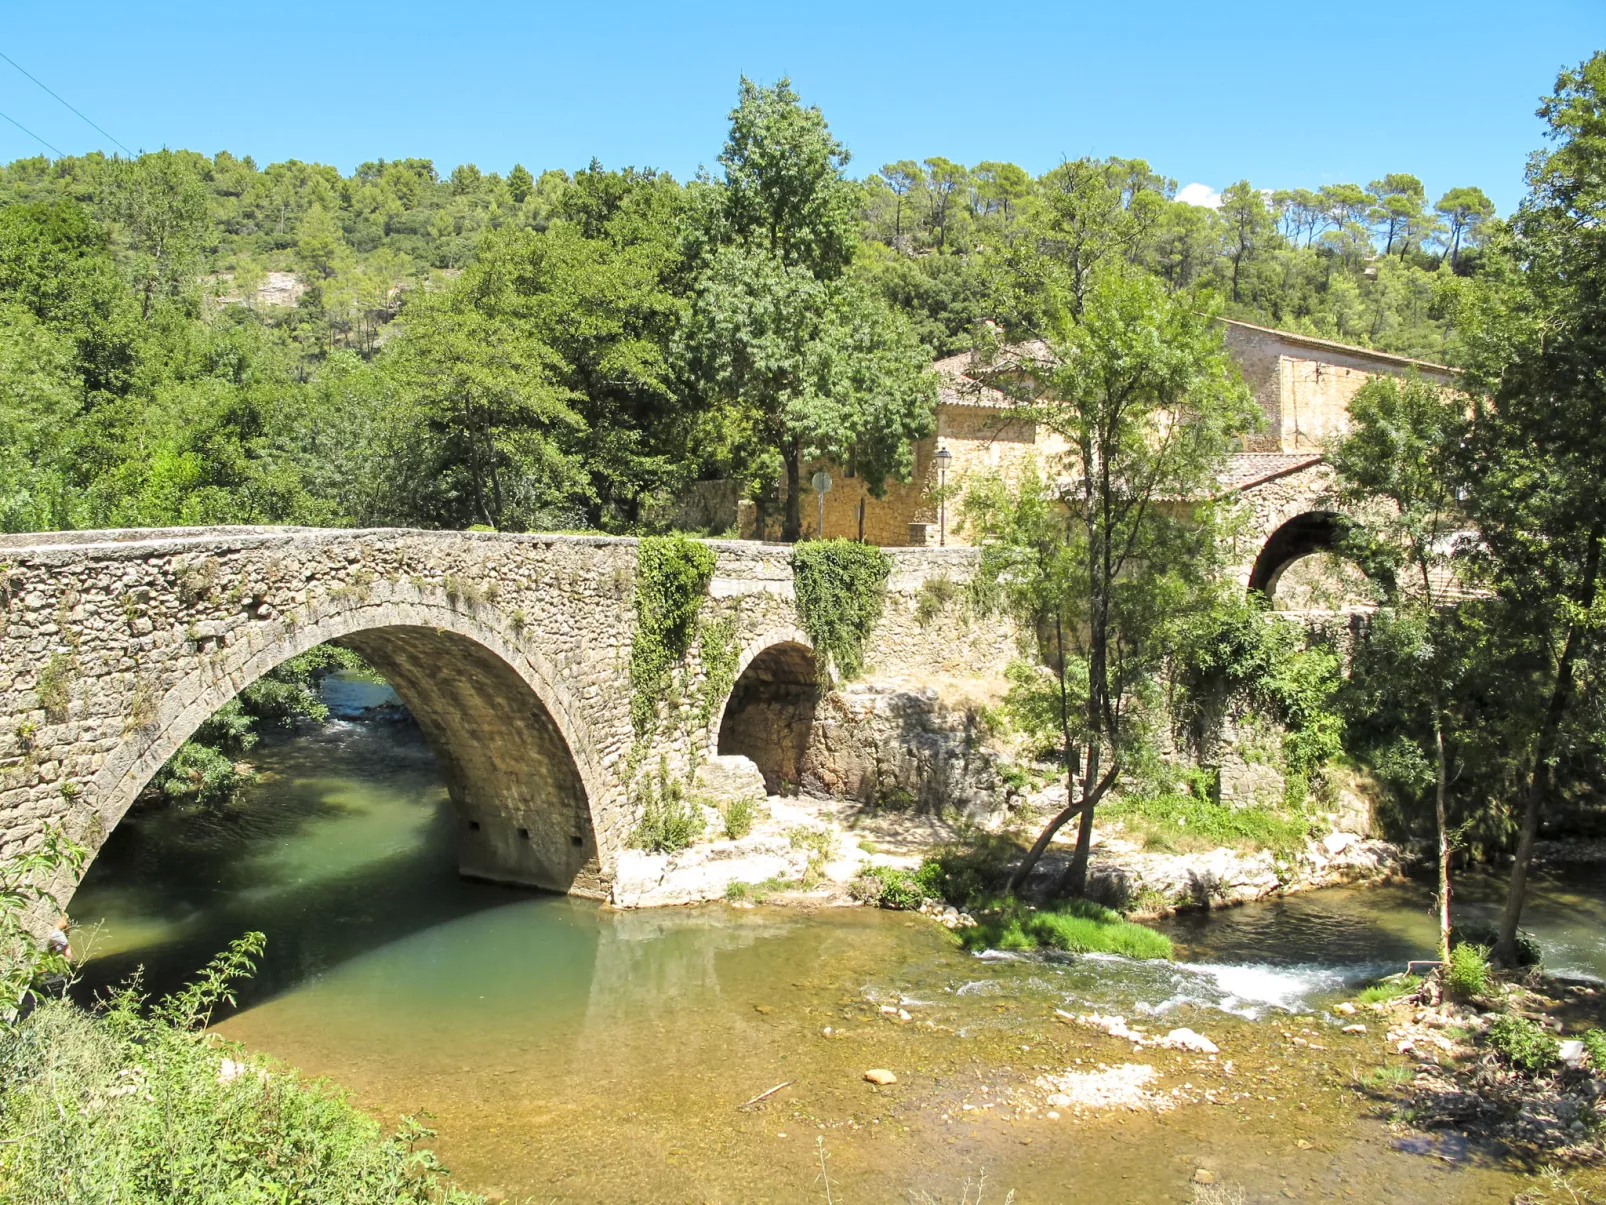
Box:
[960,898,1173,960]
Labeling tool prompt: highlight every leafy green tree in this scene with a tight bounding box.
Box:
[1458,52,1606,966]
[1435,186,1495,268]
[971,268,1258,894]
[381,290,587,531]
[1027,157,1167,316]
[0,199,140,398]
[922,156,969,251]
[494,164,695,527]
[0,305,79,531]
[971,161,1033,222]
[1369,174,1427,257]
[1329,375,1466,962]
[1217,179,1277,303]
[508,163,535,204]
[684,78,935,540]
[879,160,923,243]
[106,151,211,318]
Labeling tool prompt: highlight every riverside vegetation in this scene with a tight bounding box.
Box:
[0,836,482,1204]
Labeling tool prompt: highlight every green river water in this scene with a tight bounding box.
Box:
[66,675,1606,1203]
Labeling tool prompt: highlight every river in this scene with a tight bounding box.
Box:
[67,674,1606,1203]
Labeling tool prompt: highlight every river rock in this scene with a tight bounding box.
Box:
[609,839,805,908]
[693,755,767,807]
[1161,1027,1219,1053]
[864,1068,897,1085]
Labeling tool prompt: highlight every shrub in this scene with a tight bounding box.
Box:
[631,765,705,854]
[152,740,252,810]
[1355,974,1421,1005]
[722,794,757,840]
[1486,1014,1559,1074]
[1451,922,1542,967]
[1445,942,1491,999]
[914,574,960,626]
[1580,1028,1606,1070]
[961,899,1173,960]
[1102,790,1310,854]
[0,936,482,1204]
[851,865,939,911]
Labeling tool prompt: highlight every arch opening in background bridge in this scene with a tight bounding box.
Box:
[1248,510,1377,610]
[91,624,600,898]
[717,641,819,795]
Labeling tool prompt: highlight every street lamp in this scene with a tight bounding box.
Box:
[934,446,953,547]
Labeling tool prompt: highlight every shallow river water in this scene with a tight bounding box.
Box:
[67,683,1606,1203]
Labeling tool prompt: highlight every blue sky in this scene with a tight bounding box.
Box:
[3,2,1601,214]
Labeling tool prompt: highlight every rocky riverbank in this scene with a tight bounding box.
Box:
[607,752,1402,914]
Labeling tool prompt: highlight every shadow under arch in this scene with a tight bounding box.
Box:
[1248,510,1382,602]
[84,601,605,899]
[716,639,819,794]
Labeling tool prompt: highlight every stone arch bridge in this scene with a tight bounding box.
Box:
[0,527,1013,910]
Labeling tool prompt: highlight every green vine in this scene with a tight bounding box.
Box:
[694,614,741,730]
[792,539,892,681]
[629,534,716,736]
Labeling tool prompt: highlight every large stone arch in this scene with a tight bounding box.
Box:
[84,594,606,899]
[715,628,820,794]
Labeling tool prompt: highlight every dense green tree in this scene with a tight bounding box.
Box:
[106,151,211,318]
[684,78,935,540]
[380,289,586,531]
[1329,375,1467,963]
[1217,180,1276,303]
[1435,186,1495,268]
[1456,52,1606,965]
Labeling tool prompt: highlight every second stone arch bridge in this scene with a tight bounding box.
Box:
[0,527,1011,908]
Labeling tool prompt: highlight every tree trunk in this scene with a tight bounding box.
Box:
[1063,741,1101,896]
[782,440,803,542]
[1006,765,1117,895]
[1432,699,1452,965]
[1495,521,1602,964]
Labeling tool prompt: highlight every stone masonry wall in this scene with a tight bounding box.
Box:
[0,528,1013,916]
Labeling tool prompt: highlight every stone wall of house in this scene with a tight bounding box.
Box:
[740,404,1068,548]
[1223,320,1458,453]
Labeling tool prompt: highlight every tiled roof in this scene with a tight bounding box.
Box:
[934,342,1060,410]
[1216,453,1325,492]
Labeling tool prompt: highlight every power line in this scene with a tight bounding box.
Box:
[0,49,133,156]
[0,106,61,156]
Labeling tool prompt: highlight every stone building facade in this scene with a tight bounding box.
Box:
[1220,319,1458,453]
[741,321,1459,600]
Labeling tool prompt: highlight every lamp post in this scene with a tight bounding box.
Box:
[810,469,832,540]
[934,446,952,547]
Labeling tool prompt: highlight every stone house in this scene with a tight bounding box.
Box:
[739,320,1459,576]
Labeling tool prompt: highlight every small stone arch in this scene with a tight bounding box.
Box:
[715,631,820,795]
[1249,511,1344,596]
[82,595,606,899]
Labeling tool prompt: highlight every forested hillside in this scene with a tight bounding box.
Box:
[0,77,1496,538]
